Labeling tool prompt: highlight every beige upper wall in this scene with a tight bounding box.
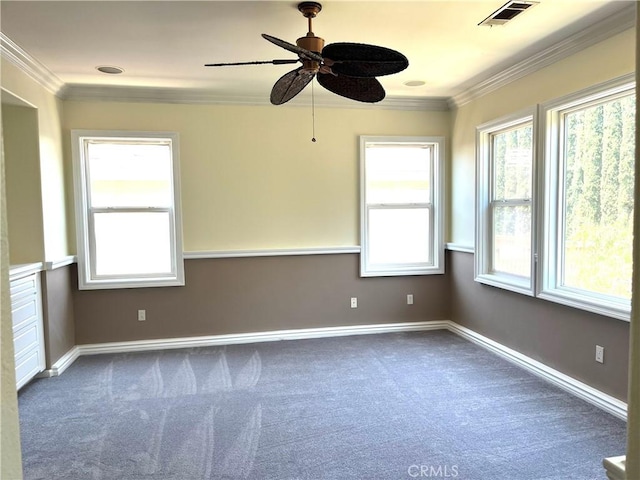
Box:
[0,94,24,479]
[450,28,636,247]
[2,103,45,264]
[63,102,449,252]
[2,25,634,255]
[1,59,68,262]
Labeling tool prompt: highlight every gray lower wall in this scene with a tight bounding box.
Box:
[66,251,631,403]
[73,253,451,344]
[449,250,630,402]
[41,266,75,367]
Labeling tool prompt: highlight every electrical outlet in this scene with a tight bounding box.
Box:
[407,294,414,305]
[137,309,146,322]
[595,345,604,364]
[350,297,358,309]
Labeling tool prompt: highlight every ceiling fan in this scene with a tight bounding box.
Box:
[205,2,409,105]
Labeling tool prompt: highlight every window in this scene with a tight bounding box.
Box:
[476,109,536,295]
[475,74,635,320]
[540,75,635,319]
[360,136,444,276]
[72,131,184,290]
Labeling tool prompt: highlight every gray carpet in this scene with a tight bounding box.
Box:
[18,331,626,480]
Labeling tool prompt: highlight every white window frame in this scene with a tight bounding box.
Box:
[360,136,445,277]
[72,130,185,290]
[475,108,537,296]
[538,74,635,320]
[475,74,635,321]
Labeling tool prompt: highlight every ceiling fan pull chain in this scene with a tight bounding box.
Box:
[311,78,317,143]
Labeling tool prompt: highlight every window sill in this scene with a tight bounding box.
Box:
[475,274,534,297]
[360,266,445,277]
[537,289,630,322]
[78,277,185,290]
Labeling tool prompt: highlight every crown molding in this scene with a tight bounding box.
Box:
[449,2,636,109]
[284,92,450,111]
[0,31,443,110]
[61,83,450,111]
[0,33,65,96]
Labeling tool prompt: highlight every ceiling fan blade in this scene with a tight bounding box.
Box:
[322,43,409,78]
[262,34,323,62]
[271,67,315,105]
[205,59,299,67]
[317,74,385,103]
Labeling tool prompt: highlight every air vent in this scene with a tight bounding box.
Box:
[479,0,539,27]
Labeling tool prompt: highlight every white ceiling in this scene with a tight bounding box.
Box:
[0,1,633,104]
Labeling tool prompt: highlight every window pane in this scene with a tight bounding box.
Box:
[561,94,635,299]
[492,125,532,200]
[365,146,431,204]
[492,204,531,277]
[93,212,172,276]
[87,142,172,208]
[368,208,430,265]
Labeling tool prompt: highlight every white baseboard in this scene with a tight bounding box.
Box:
[49,320,627,421]
[447,321,627,420]
[77,320,451,355]
[603,456,626,480]
[37,346,80,378]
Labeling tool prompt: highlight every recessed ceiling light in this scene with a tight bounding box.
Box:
[96,65,124,75]
[404,80,426,87]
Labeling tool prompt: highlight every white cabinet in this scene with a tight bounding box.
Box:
[10,264,45,390]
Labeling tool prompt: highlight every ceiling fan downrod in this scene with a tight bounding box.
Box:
[298,2,321,33]
[297,2,324,73]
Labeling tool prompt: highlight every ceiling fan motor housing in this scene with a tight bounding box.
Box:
[297,34,325,72]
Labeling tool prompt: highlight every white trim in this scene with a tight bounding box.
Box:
[538,75,635,322]
[0,33,65,96]
[537,291,630,323]
[449,3,635,108]
[71,130,185,290]
[475,107,537,296]
[447,321,628,420]
[539,72,635,113]
[359,136,445,277]
[45,256,77,271]
[445,243,474,254]
[184,246,361,259]
[44,320,626,421]
[603,456,626,480]
[1,87,38,109]
[77,321,450,355]
[9,263,44,282]
[60,84,449,111]
[17,250,359,265]
[36,346,80,378]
